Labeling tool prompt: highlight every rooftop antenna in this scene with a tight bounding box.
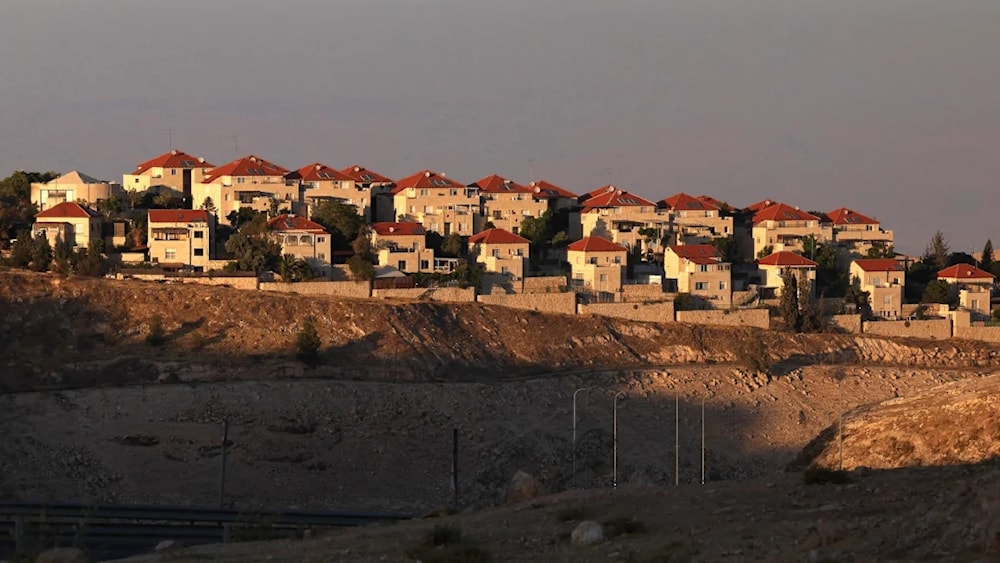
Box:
[529,158,534,182]
[167,128,173,150]
[607,167,613,185]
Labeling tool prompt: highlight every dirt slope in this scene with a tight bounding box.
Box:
[793,373,1000,471]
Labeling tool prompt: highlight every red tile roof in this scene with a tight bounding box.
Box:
[287,162,355,183]
[581,186,656,210]
[852,258,903,272]
[937,264,995,280]
[133,149,214,175]
[35,202,100,219]
[746,199,779,212]
[470,174,532,194]
[827,207,879,225]
[390,170,466,195]
[697,194,726,208]
[660,192,719,211]
[667,244,722,265]
[468,228,530,245]
[148,209,212,224]
[370,222,426,236]
[203,155,289,182]
[267,214,328,234]
[567,236,628,253]
[528,180,578,200]
[752,203,819,225]
[757,251,818,267]
[340,165,394,185]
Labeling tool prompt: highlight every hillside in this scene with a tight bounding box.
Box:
[793,373,1000,472]
[2,268,999,394]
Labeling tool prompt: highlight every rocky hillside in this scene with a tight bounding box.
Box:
[1,268,999,393]
[793,373,1000,471]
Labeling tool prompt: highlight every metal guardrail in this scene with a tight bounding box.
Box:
[0,502,414,560]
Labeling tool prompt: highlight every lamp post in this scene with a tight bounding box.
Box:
[572,387,591,489]
[613,391,626,489]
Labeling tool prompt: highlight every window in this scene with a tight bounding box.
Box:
[317,237,325,243]
[420,260,430,270]
[599,274,608,282]
[492,249,500,257]
[613,257,621,264]
[171,169,176,176]
[419,189,429,196]
[695,282,709,291]
[398,260,406,270]
[719,282,727,290]
[318,253,325,261]
[502,266,509,274]
[193,248,204,257]
[165,249,176,260]
[193,231,204,239]
[699,264,709,272]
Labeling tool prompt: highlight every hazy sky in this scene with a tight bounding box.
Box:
[2,0,999,253]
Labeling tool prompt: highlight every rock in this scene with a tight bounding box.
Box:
[506,470,545,505]
[571,520,604,546]
[155,539,179,551]
[35,548,88,563]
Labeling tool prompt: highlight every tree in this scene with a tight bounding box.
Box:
[922,279,953,305]
[798,272,823,333]
[74,239,109,277]
[924,230,950,271]
[276,254,314,282]
[7,230,33,268]
[224,214,281,274]
[227,207,262,229]
[440,233,466,258]
[52,234,73,274]
[757,245,774,259]
[311,201,363,249]
[452,259,484,289]
[146,314,166,346]
[980,239,994,272]
[779,269,800,330]
[865,244,895,259]
[711,236,738,264]
[29,235,52,272]
[97,195,123,218]
[348,254,375,281]
[0,171,55,241]
[844,276,870,314]
[201,197,217,214]
[295,318,322,366]
[519,211,554,246]
[352,233,374,262]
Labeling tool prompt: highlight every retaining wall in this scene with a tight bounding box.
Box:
[829,314,862,334]
[372,287,477,303]
[578,301,675,323]
[521,276,567,294]
[477,292,577,315]
[621,284,670,302]
[259,281,372,299]
[675,309,771,329]
[862,319,952,340]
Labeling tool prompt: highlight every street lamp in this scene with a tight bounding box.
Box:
[572,387,592,489]
[613,391,626,489]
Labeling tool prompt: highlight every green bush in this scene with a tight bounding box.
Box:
[295,319,321,366]
[146,314,165,346]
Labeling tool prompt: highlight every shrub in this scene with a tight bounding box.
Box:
[146,314,165,346]
[295,319,321,366]
[803,466,852,485]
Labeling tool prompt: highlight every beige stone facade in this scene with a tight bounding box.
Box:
[33,202,102,250]
[756,251,817,297]
[391,171,480,236]
[575,186,667,253]
[751,203,832,258]
[32,171,122,212]
[123,150,213,207]
[472,175,548,235]
[370,222,435,273]
[849,259,905,319]
[288,163,373,222]
[267,214,333,275]
[468,228,529,280]
[660,193,734,245]
[190,155,295,220]
[567,236,628,295]
[828,207,894,256]
[663,245,732,307]
[147,209,215,269]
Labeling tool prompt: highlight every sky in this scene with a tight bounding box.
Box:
[1,0,998,254]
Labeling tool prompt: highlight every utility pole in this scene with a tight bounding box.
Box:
[701,397,705,485]
[218,419,229,507]
[675,394,679,486]
[572,387,591,489]
[838,377,844,471]
[613,391,625,489]
[452,428,459,507]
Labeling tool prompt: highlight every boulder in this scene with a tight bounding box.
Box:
[571,520,604,546]
[505,470,545,505]
[35,548,88,563]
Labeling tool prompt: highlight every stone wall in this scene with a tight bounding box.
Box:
[175,276,260,290]
[862,319,952,340]
[477,292,577,315]
[578,301,675,323]
[829,314,862,334]
[675,309,771,329]
[520,276,567,294]
[372,287,477,303]
[954,326,1000,343]
[259,281,372,299]
[621,284,671,302]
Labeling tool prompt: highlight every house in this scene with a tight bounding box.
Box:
[123,149,214,207]
[391,170,479,236]
[32,202,102,250]
[471,175,547,235]
[937,264,995,317]
[31,170,122,212]
[756,251,817,298]
[527,180,579,211]
[147,209,215,270]
[827,207,894,256]
[468,228,530,280]
[849,258,905,319]
[663,244,732,307]
[573,186,665,253]
[190,155,293,219]
[567,236,628,296]
[369,222,435,273]
[286,163,369,220]
[267,214,333,276]
[342,165,396,222]
[751,203,831,258]
[659,193,734,245]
